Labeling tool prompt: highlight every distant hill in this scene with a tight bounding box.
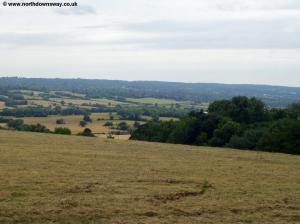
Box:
[0,77,299,107]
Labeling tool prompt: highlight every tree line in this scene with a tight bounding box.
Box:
[130,97,300,155]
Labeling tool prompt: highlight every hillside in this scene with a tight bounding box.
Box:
[0,130,300,224]
[1,77,300,107]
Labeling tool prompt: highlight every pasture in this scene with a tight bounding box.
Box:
[0,130,299,223]
[20,113,132,136]
[126,97,186,105]
[0,101,5,109]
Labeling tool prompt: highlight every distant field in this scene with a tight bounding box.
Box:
[126,98,208,110]
[0,101,5,109]
[159,117,180,122]
[50,98,128,107]
[50,91,86,98]
[127,97,183,105]
[16,113,132,139]
[0,130,299,224]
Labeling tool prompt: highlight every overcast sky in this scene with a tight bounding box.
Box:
[0,0,300,86]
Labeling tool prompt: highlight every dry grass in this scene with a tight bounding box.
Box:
[21,115,109,135]
[0,130,299,224]
[0,101,6,109]
[159,117,180,122]
[126,97,184,105]
[20,114,132,137]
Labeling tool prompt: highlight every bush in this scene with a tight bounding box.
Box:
[56,118,65,124]
[7,119,24,129]
[83,114,92,123]
[78,128,95,137]
[0,117,10,123]
[80,120,87,127]
[117,122,129,131]
[104,121,113,127]
[54,127,71,135]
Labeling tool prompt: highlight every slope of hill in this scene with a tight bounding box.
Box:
[0,130,299,223]
[1,77,300,107]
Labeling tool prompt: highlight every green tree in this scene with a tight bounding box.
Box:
[227,128,266,150]
[287,102,300,119]
[209,121,241,147]
[258,119,300,154]
[209,96,266,123]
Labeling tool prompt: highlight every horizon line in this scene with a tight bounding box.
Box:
[1,75,300,89]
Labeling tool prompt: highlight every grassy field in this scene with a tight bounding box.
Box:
[50,98,128,107]
[0,101,5,109]
[126,97,187,105]
[20,113,132,137]
[0,130,299,224]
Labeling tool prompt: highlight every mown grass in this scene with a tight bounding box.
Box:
[0,130,299,223]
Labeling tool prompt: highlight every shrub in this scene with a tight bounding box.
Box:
[0,117,10,123]
[83,114,92,123]
[56,118,65,125]
[7,119,24,129]
[78,128,95,137]
[117,122,129,131]
[104,121,113,127]
[54,127,71,135]
[79,120,87,127]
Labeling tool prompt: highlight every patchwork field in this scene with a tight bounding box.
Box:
[20,113,132,138]
[50,98,129,107]
[27,100,58,107]
[0,130,299,223]
[126,97,182,105]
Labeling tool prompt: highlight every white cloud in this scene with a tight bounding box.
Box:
[0,0,300,85]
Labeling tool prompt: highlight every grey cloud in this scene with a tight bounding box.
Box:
[101,18,300,49]
[2,17,299,50]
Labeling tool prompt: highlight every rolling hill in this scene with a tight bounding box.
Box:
[0,130,299,223]
[1,77,300,107]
